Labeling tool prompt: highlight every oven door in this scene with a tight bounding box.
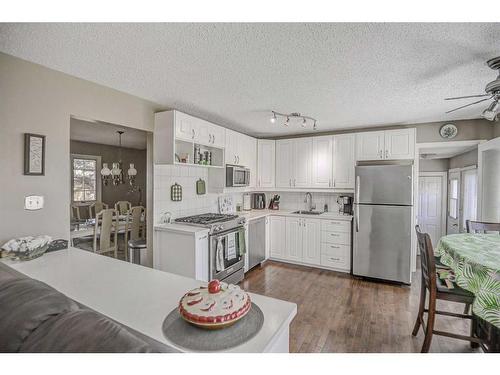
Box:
[210,229,244,281]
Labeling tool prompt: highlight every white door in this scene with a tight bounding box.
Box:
[332,134,355,188]
[269,216,286,259]
[276,139,294,188]
[257,140,275,188]
[175,111,196,142]
[293,138,312,187]
[285,217,303,262]
[302,219,321,265]
[384,129,415,160]
[311,136,333,188]
[447,170,461,234]
[356,131,385,161]
[418,175,444,247]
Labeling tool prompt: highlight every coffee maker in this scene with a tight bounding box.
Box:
[337,196,353,215]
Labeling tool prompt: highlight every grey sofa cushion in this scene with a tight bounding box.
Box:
[20,310,153,353]
[0,277,79,352]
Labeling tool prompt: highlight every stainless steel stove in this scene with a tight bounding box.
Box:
[175,213,246,284]
[174,213,245,235]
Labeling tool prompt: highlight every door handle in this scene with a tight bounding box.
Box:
[212,134,215,144]
[191,129,195,139]
[385,150,389,159]
[208,134,212,143]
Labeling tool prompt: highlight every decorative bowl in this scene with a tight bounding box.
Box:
[1,236,52,261]
[178,280,251,330]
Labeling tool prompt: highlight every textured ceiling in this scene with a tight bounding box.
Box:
[1,23,500,137]
[70,118,148,149]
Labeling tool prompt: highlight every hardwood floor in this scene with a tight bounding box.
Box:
[240,260,481,353]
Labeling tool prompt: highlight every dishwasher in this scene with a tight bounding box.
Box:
[247,217,266,270]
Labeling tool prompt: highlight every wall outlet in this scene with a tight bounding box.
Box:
[25,195,44,210]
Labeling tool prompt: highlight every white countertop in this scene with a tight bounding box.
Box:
[3,248,297,353]
[239,209,353,222]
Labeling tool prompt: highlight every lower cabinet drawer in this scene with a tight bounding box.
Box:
[321,220,351,233]
[321,230,350,245]
[321,243,350,270]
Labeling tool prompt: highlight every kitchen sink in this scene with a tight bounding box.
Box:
[292,210,322,215]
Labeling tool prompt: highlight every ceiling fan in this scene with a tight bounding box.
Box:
[445,56,500,121]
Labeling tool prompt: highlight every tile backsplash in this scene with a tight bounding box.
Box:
[154,164,353,224]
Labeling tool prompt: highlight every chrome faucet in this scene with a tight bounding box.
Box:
[304,192,315,211]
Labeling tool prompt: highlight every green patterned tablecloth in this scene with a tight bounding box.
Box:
[435,234,500,328]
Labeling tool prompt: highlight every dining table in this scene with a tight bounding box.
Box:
[70,215,145,246]
[435,233,500,351]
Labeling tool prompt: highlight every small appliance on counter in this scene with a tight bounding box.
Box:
[243,193,252,211]
[251,193,266,210]
[337,196,353,215]
[268,195,280,210]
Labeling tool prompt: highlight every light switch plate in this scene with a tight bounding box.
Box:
[25,195,44,210]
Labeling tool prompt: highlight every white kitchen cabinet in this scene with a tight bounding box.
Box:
[225,129,239,165]
[293,138,312,187]
[276,138,312,188]
[356,128,415,161]
[332,134,355,189]
[311,136,333,188]
[257,140,275,188]
[197,119,225,148]
[269,216,286,259]
[384,128,415,160]
[174,111,198,142]
[225,129,257,169]
[356,131,385,161]
[276,139,294,188]
[285,217,303,262]
[301,219,321,266]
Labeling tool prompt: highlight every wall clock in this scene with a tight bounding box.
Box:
[439,123,458,139]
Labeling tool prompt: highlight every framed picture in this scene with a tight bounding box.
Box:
[24,133,45,175]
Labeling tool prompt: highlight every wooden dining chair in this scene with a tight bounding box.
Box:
[89,201,109,219]
[123,206,145,262]
[466,220,500,234]
[115,201,132,216]
[412,225,482,352]
[93,208,118,258]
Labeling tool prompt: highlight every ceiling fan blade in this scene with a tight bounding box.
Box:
[445,94,491,100]
[445,98,491,113]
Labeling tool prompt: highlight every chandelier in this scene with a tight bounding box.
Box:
[100,131,137,186]
[270,111,318,130]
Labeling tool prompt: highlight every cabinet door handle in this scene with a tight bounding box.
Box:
[332,178,335,187]
[293,179,296,186]
[192,129,195,139]
[329,179,332,187]
[234,155,237,164]
[208,134,212,143]
[329,257,340,261]
[385,150,389,159]
[330,233,340,237]
[258,178,261,186]
[330,245,340,249]
[212,134,215,144]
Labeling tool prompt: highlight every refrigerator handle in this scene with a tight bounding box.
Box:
[355,175,360,232]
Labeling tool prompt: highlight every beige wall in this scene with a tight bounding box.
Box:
[0,52,160,247]
[415,119,494,143]
[70,140,147,209]
[449,148,478,169]
[419,158,450,172]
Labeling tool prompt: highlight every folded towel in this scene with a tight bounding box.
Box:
[227,232,236,260]
[215,238,225,272]
[238,227,246,256]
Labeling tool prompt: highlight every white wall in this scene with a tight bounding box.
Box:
[0,52,160,248]
[480,149,500,222]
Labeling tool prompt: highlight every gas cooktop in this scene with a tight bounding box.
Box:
[174,213,239,225]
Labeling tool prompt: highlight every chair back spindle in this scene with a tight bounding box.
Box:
[415,225,436,291]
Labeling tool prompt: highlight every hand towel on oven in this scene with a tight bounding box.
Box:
[226,232,237,260]
[238,227,246,255]
[215,238,225,272]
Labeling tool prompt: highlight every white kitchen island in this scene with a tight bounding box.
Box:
[3,248,297,353]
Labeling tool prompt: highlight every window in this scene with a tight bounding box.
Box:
[71,155,100,202]
[462,169,478,228]
[449,178,458,219]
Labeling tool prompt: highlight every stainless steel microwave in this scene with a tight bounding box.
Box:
[226,165,250,187]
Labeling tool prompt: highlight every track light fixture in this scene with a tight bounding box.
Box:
[481,100,499,121]
[270,111,318,130]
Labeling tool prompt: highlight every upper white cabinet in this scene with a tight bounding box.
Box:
[332,134,356,189]
[356,131,385,160]
[311,136,333,188]
[384,129,415,160]
[197,119,225,148]
[356,128,415,161]
[276,139,295,188]
[257,140,275,188]
[225,129,256,168]
[276,138,312,188]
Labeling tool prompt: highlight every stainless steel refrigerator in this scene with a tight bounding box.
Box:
[353,163,413,284]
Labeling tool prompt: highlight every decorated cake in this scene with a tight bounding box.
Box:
[179,279,251,329]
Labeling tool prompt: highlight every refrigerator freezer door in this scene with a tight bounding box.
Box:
[355,164,413,205]
[353,204,412,283]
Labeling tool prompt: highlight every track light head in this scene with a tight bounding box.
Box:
[270,112,277,124]
[482,101,499,121]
